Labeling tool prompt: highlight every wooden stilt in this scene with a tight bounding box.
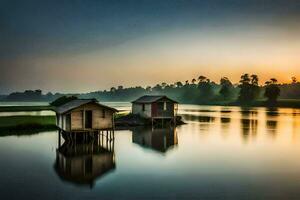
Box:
[58,130,61,148]
[74,137,77,153]
[151,118,154,131]
[66,132,72,144]
[106,133,108,149]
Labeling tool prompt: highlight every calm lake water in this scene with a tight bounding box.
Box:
[1,104,300,199]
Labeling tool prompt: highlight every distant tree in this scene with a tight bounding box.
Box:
[238,74,250,102]
[161,82,167,89]
[110,87,116,92]
[238,73,260,103]
[198,77,214,102]
[292,77,297,84]
[250,74,260,99]
[198,75,207,83]
[270,78,277,83]
[264,78,280,104]
[117,85,123,90]
[175,81,183,88]
[153,84,162,91]
[35,89,42,95]
[45,92,54,100]
[191,78,196,84]
[146,86,152,92]
[219,77,233,100]
[240,73,250,84]
[50,95,78,107]
[169,84,176,88]
[250,74,259,85]
[46,92,53,97]
[185,80,189,85]
[6,89,44,101]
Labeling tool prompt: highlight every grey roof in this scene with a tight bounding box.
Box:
[55,99,118,114]
[132,95,178,104]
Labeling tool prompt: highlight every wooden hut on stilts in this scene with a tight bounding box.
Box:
[54,99,118,144]
[131,95,178,127]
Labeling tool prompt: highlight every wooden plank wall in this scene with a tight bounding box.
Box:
[71,103,113,130]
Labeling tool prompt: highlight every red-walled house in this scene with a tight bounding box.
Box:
[131,95,178,119]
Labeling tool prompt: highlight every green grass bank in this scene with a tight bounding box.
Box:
[0,105,54,112]
[0,115,57,136]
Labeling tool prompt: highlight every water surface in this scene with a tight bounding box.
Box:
[0,101,49,106]
[1,104,300,200]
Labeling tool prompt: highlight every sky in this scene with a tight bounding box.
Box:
[1,0,300,94]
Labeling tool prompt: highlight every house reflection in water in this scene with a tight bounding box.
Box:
[54,139,115,188]
[132,127,178,153]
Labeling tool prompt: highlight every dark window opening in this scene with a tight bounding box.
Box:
[81,111,84,128]
[85,110,92,129]
[102,109,106,118]
[142,104,145,111]
[66,114,71,130]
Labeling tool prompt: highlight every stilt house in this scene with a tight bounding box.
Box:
[55,99,117,132]
[132,95,178,120]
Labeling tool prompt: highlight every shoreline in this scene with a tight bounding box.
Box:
[0,100,300,137]
[0,115,57,137]
[0,113,185,136]
[1,99,300,111]
[0,105,54,112]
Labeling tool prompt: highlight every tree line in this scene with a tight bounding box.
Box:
[81,74,297,106]
[2,74,300,106]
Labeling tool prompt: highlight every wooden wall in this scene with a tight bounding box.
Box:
[132,99,178,118]
[56,102,114,131]
[132,103,152,118]
[71,103,114,130]
[71,111,83,130]
[57,114,69,131]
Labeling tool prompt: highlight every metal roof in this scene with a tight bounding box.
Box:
[54,99,118,114]
[132,95,178,104]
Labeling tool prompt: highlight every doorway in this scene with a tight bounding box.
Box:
[85,110,92,129]
[66,114,71,131]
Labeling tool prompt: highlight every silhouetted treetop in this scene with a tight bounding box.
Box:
[264,78,280,105]
[50,95,78,107]
[2,74,300,106]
